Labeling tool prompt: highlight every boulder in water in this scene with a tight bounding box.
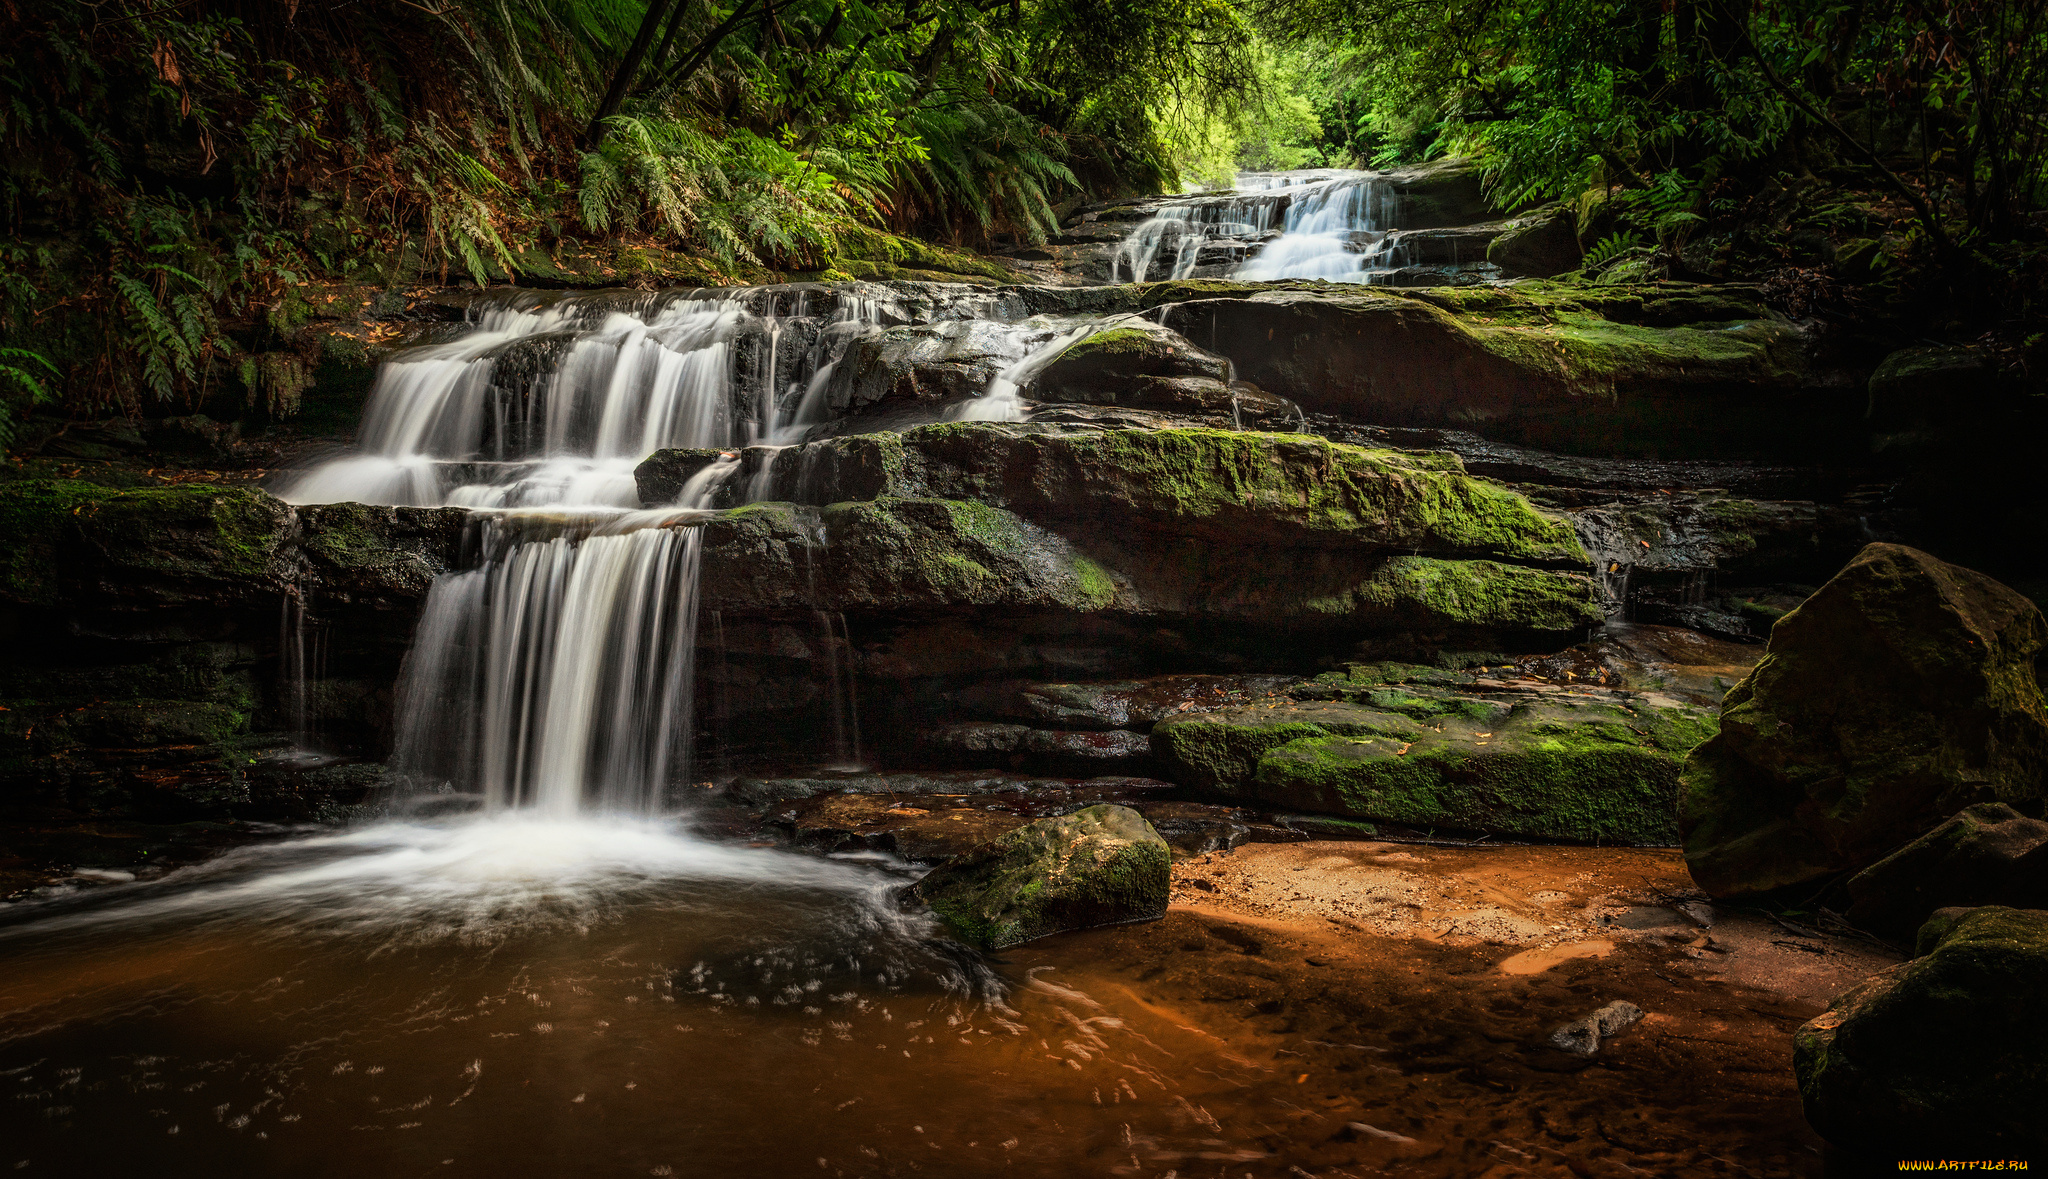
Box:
[1680,544,2048,899]
[914,803,1171,949]
[1793,905,2048,1154]
[1843,803,2048,942]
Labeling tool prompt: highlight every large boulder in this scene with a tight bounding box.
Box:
[913,803,1171,948]
[1154,285,1823,458]
[1150,662,1717,843]
[1680,544,2048,899]
[1793,906,2048,1154]
[1381,158,1493,229]
[1029,316,1257,414]
[1844,803,2048,942]
[833,319,1031,416]
[1486,205,1583,278]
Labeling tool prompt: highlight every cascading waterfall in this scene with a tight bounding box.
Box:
[1111,200,1280,283]
[277,292,746,509]
[391,509,706,817]
[1233,172,1399,282]
[1104,170,1408,286]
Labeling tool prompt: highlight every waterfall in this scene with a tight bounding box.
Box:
[1111,198,1281,283]
[276,293,745,509]
[1233,173,1399,283]
[392,510,707,816]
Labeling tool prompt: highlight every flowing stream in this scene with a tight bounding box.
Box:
[0,174,1491,1173]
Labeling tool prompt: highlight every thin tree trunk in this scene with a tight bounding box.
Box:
[585,0,679,148]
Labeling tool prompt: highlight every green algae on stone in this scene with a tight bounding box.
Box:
[1794,906,2048,1154]
[913,803,1171,949]
[1153,675,1717,843]
[1680,544,2048,900]
[0,478,294,608]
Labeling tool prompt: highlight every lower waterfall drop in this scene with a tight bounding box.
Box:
[392,510,705,817]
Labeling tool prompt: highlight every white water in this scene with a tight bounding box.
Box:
[276,295,745,509]
[954,321,1098,421]
[1233,172,1399,283]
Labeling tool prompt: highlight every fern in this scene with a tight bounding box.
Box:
[1584,231,1645,271]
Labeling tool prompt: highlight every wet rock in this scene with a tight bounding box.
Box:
[920,722,1153,765]
[835,320,1029,416]
[954,674,1296,730]
[1548,1000,1645,1056]
[1486,205,1582,278]
[1866,344,2011,431]
[1680,544,2048,899]
[1844,803,2048,942]
[1793,906,2048,1154]
[1152,664,1716,843]
[1382,157,1494,229]
[677,427,1604,643]
[914,803,1172,949]
[1032,315,1228,403]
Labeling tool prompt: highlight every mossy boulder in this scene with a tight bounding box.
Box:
[1031,316,1251,413]
[1793,906,2048,1154]
[1152,669,1716,842]
[1680,544,2048,899]
[655,425,1600,641]
[1866,343,2012,431]
[1843,803,2048,943]
[913,803,1171,948]
[0,479,295,608]
[1151,285,1826,459]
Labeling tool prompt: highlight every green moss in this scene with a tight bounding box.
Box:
[902,424,1586,565]
[914,804,1170,949]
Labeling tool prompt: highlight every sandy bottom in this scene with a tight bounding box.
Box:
[1008,840,1900,1177]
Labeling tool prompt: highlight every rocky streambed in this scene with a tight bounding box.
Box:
[4,164,2046,1170]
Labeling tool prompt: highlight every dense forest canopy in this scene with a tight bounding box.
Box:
[2,0,2045,433]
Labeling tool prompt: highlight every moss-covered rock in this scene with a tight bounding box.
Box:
[0,478,295,608]
[1487,205,1582,277]
[913,803,1170,948]
[1031,316,1244,411]
[831,224,1016,284]
[1680,544,2048,899]
[1153,673,1714,843]
[1148,285,1827,458]
[1793,906,2048,1154]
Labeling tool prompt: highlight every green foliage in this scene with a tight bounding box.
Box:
[1584,231,1646,270]
[0,0,1264,431]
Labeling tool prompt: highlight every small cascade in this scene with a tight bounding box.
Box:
[1233,173,1400,283]
[272,589,329,760]
[278,293,747,509]
[814,609,864,770]
[954,322,1099,421]
[1111,198,1281,283]
[392,509,707,816]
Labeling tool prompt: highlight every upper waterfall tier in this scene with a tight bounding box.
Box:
[1046,158,1508,287]
[272,283,1037,511]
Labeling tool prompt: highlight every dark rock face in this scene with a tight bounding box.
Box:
[1030,317,1284,416]
[1794,906,2048,1154]
[0,479,467,818]
[1149,662,1716,843]
[1844,804,2048,942]
[1680,544,2048,900]
[835,320,1030,416]
[1486,206,1582,278]
[1866,344,2011,432]
[913,803,1171,948]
